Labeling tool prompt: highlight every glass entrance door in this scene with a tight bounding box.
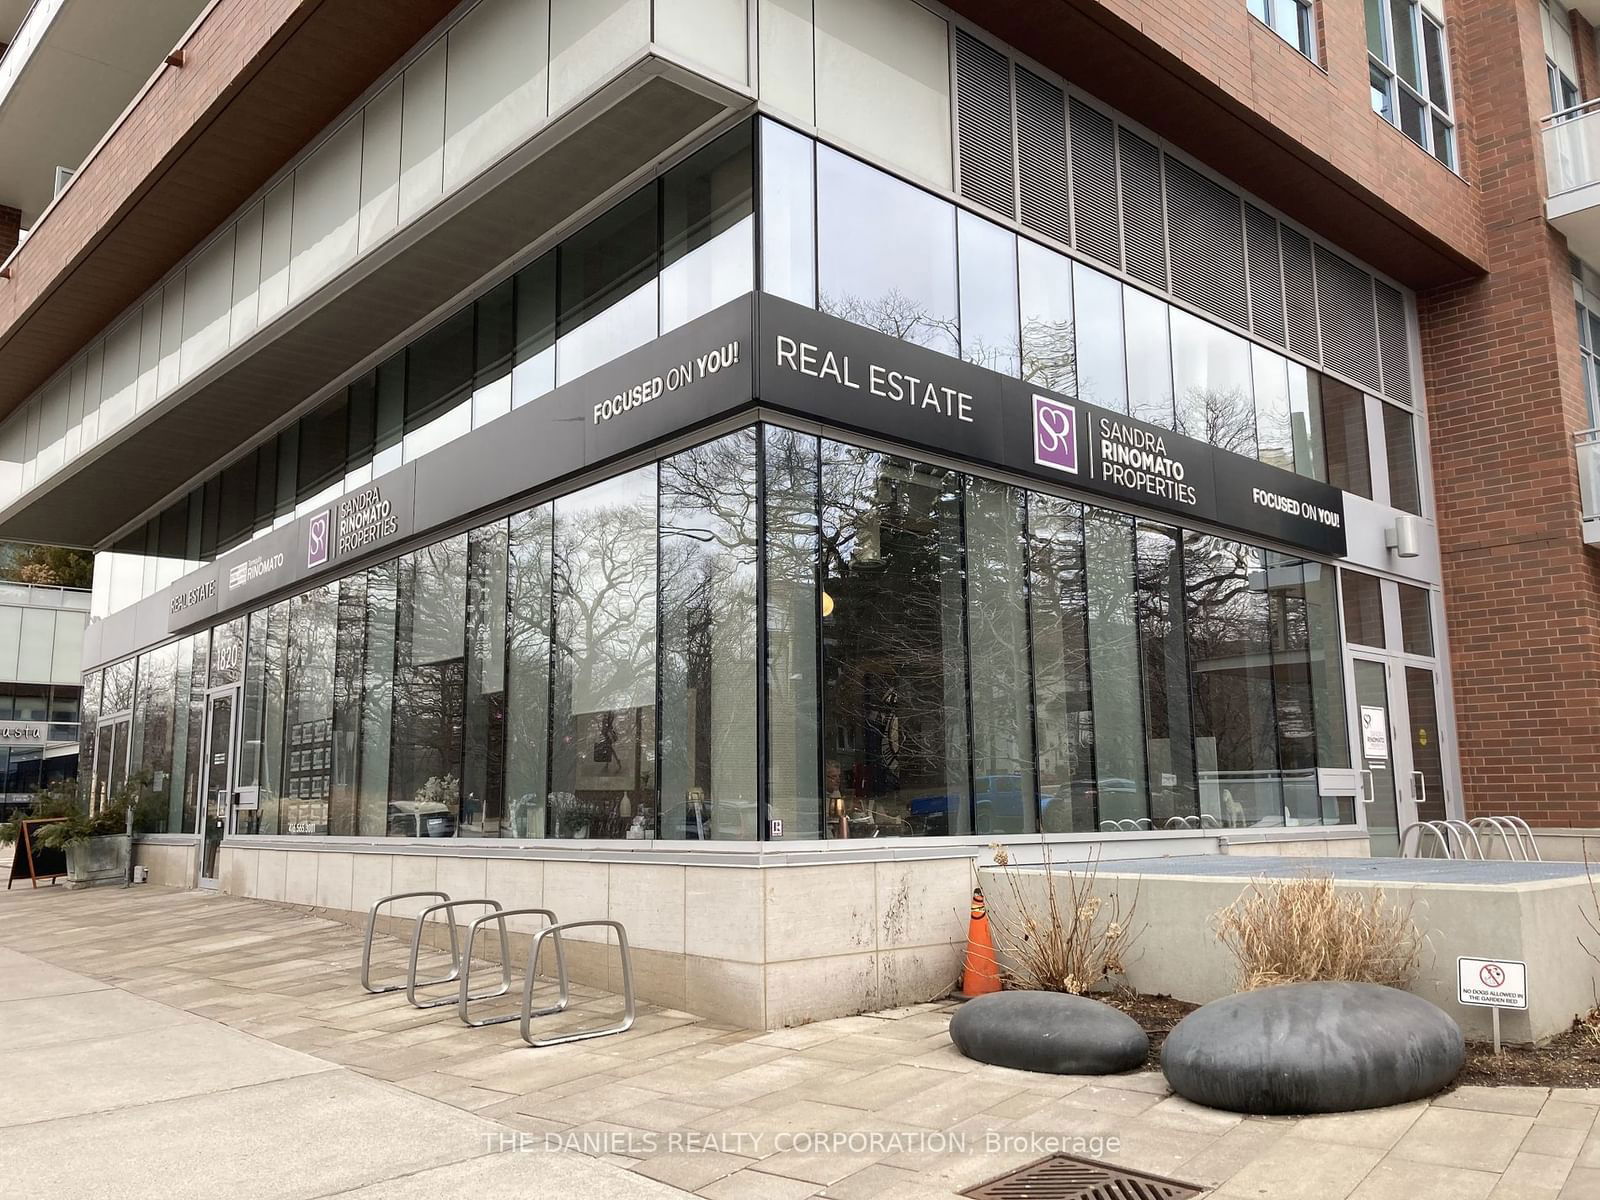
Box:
[1354,658,1403,856]
[199,689,238,888]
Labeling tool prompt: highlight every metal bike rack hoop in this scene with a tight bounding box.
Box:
[520,919,636,1049]
[458,907,567,1028]
[362,891,457,994]
[406,899,509,1009]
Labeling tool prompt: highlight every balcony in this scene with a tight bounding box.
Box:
[1544,101,1600,263]
[1578,430,1600,546]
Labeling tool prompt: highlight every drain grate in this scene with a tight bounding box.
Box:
[962,1154,1204,1200]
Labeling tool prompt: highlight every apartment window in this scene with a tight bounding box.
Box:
[1248,0,1316,59]
[1543,0,1581,115]
[1368,0,1456,167]
[1580,298,1600,426]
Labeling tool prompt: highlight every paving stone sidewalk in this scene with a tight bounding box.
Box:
[2,881,1598,1199]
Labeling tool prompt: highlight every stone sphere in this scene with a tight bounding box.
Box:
[1161,981,1464,1115]
[949,991,1149,1075]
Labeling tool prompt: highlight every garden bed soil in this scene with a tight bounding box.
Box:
[1099,990,1600,1087]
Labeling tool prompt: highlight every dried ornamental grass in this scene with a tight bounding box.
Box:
[986,844,1143,995]
[1214,873,1423,992]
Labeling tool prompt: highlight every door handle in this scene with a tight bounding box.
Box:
[1361,768,1376,803]
[1411,770,1426,811]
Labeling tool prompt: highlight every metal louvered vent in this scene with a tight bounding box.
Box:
[1068,97,1120,269]
[1244,204,1286,348]
[1165,157,1248,328]
[1119,128,1167,291]
[1016,66,1069,244]
[962,1155,1204,1200]
[1375,280,1412,403]
[955,30,1017,219]
[1315,246,1382,393]
[1281,226,1321,363]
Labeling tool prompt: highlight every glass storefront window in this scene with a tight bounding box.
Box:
[1074,263,1127,414]
[1019,240,1075,394]
[391,537,468,835]
[114,421,1365,844]
[966,477,1035,834]
[1342,569,1386,647]
[1322,378,1373,498]
[1399,583,1434,655]
[1186,536,1283,827]
[661,123,755,334]
[551,467,658,839]
[504,507,552,838]
[1252,346,1296,472]
[957,212,1020,377]
[1383,402,1422,514]
[818,441,969,837]
[1026,495,1096,832]
[1171,309,1255,456]
[1125,286,1174,428]
[759,120,817,307]
[659,430,760,839]
[1085,511,1148,825]
[764,427,822,840]
[817,145,958,356]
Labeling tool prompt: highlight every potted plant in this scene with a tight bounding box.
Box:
[0,777,79,843]
[2,774,160,889]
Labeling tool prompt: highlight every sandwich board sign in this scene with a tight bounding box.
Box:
[1458,956,1527,1053]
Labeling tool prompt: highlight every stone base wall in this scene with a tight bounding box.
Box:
[132,840,196,889]
[214,846,972,1029]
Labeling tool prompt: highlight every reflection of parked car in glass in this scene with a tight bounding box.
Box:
[386,800,456,838]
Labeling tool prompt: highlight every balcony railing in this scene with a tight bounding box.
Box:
[1578,430,1600,544]
[1544,100,1600,198]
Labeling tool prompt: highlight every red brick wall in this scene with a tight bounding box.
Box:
[0,206,18,260]
[1572,11,1600,101]
[1420,0,1600,825]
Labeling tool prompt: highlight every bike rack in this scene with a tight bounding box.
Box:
[1400,820,1456,858]
[520,919,635,1048]
[406,899,510,1010]
[362,891,459,994]
[1470,816,1521,861]
[1500,814,1544,861]
[1444,819,1485,860]
[457,907,567,1028]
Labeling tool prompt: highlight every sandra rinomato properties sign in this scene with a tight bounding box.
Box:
[756,296,1347,558]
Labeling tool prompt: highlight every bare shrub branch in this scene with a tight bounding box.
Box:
[985,844,1143,994]
[1214,873,1422,992]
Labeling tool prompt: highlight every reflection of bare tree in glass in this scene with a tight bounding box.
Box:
[390,538,467,819]
[659,432,758,839]
[1183,534,1281,825]
[503,508,551,838]
[819,288,960,357]
[1022,317,1077,395]
[550,479,656,839]
[818,442,968,834]
[1027,496,1097,833]
[1178,385,1258,456]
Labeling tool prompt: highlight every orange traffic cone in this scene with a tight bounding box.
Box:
[956,886,1001,999]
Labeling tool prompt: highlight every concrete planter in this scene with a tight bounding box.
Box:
[65,835,131,889]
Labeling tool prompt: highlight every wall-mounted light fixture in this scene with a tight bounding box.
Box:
[1385,514,1422,559]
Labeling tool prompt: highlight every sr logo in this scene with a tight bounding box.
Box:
[307,509,331,568]
[1032,394,1078,475]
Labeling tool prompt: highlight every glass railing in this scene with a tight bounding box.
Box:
[0,0,66,116]
[1577,430,1600,534]
[0,582,91,608]
[1544,100,1600,198]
